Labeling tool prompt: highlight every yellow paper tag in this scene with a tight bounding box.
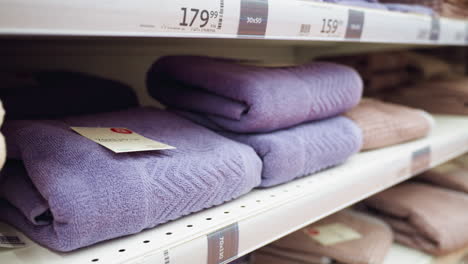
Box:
[71,127,176,153]
[432,162,459,174]
[303,223,362,246]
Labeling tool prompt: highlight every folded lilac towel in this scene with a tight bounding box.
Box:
[0,71,139,120]
[0,107,262,251]
[324,0,389,9]
[384,3,435,14]
[221,116,362,187]
[146,56,363,133]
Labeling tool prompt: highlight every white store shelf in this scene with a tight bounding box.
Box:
[1,114,468,264]
[0,0,467,45]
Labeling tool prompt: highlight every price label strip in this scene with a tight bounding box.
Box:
[159,0,240,36]
[207,223,239,264]
[345,9,365,40]
[411,146,431,175]
[429,16,440,41]
[465,22,468,44]
[237,0,269,37]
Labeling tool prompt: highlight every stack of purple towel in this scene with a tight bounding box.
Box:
[0,108,262,251]
[147,56,364,187]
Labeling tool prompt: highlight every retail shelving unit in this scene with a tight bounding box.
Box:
[1,1,468,263]
[0,0,467,45]
[1,115,468,264]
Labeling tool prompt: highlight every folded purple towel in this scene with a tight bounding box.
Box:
[146,56,363,133]
[222,116,362,187]
[0,71,139,120]
[324,0,389,9]
[0,107,262,251]
[384,3,435,15]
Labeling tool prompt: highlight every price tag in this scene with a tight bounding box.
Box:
[266,1,348,40]
[465,22,468,44]
[318,17,346,38]
[237,0,269,36]
[411,146,431,175]
[71,127,175,153]
[345,9,365,40]
[158,0,240,36]
[429,16,440,41]
[304,223,361,246]
[207,223,239,264]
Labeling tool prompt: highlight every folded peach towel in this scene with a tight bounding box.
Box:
[383,77,468,116]
[417,155,468,193]
[364,182,468,255]
[261,210,393,264]
[344,99,433,150]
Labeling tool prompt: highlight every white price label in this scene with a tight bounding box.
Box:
[158,0,240,36]
[267,0,348,40]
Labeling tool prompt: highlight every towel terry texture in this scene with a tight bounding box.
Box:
[364,182,468,255]
[262,210,393,264]
[0,107,262,251]
[417,155,468,193]
[146,56,363,133]
[221,116,362,187]
[0,71,139,120]
[344,99,433,150]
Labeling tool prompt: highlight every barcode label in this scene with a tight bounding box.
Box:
[300,24,311,34]
[0,235,25,248]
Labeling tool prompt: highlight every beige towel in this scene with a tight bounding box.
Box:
[253,252,312,264]
[364,182,468,256]
[363,71,411,95]
[418,155,468,193]
[379,0,468,18]
[263,210,393,264]
[323,52,452,96]
[433,243,468,264]
[254,247,331,264]
[344,99,433,150]
[383,77,468,116]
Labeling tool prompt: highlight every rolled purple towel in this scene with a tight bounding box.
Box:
[0,107,262,251]
[146,56,363,133]
[223,116,363,187]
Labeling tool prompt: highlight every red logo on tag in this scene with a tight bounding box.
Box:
[306,228,320,236]
[110,128,133,134]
